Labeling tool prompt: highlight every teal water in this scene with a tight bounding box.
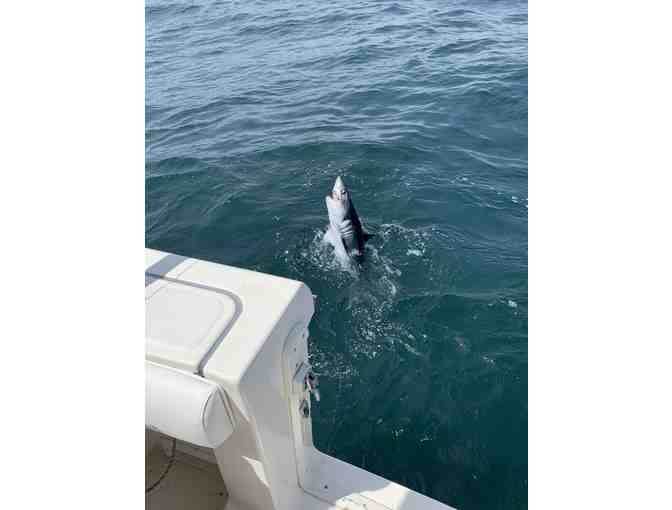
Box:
[146,1,527,508]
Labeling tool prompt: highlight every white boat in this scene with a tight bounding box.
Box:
[146,248,456,510]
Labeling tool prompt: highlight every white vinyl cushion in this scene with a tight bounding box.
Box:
[145,361,234,448]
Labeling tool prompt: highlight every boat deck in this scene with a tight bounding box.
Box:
[146,441,229,510]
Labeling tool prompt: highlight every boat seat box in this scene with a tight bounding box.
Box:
[145,248,456,510]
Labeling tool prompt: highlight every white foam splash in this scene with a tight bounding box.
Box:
[287,226,426,364]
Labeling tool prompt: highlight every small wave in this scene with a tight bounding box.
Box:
[382,3,409,16]
[431,39,497,57]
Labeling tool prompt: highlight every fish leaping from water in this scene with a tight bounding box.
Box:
[324,176,374,260]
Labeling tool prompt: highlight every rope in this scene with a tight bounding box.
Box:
[146,437,177,494]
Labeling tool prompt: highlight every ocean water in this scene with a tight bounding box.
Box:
[146,1,527,508]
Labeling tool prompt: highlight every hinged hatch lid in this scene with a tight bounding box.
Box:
[146,278,238,373]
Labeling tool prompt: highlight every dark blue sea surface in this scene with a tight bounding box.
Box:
[146,1,527,508]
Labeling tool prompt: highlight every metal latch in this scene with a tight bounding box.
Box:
[306,370,320,402]
[293,362,321,402]
[299,399,310,418]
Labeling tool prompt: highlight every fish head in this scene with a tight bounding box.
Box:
[331,176,349,203]
[325,176,350,224]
